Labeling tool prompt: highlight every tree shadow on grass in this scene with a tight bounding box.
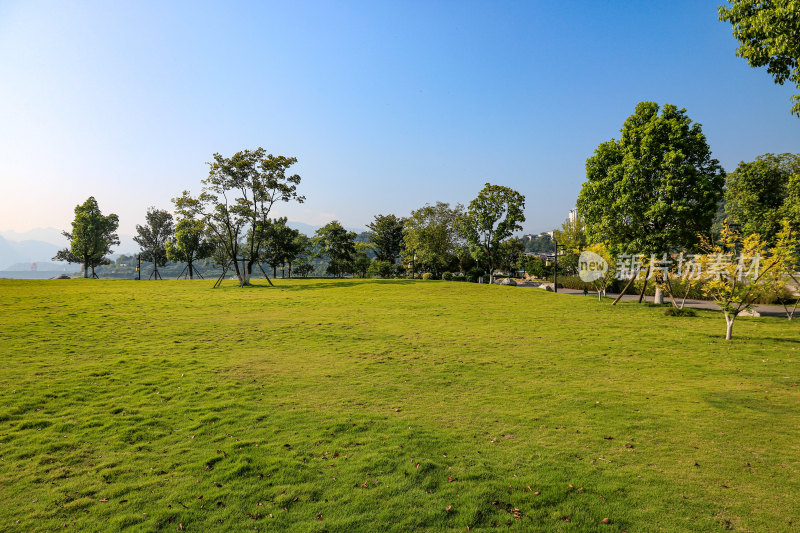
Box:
[213,278,417,291]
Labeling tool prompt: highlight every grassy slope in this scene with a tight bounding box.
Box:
[0,278,798,532]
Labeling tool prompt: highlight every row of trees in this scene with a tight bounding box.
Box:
[55,148,528,284]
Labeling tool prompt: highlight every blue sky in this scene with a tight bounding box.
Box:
[1,0,798,243]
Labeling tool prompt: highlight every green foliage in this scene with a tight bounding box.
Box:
[519,255,551,279]
[441,271,453,281]
[258,217,301,278]
[52,196,120,278]
[352,253,372,278]
[577,102,724,257]
[367,214,405,264]
[497,237,524,274]
[403,202,464,277]
[465,266,484,283]
[165,215,215,279]
[553,212,586,254]
[314,221,356,278]
[724,153,800,243]
[368,259,394,278]
[421,272,434,280]
[134,207,174,279]
[174,148,304,286]
[293,258,314,278]
[461,183,526,278]
[718,0,800,116]
[2,279,799,531]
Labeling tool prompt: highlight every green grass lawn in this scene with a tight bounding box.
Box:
[1,278,798,532]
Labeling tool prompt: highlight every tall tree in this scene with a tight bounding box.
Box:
[314,221,356,277]
[134,207,174,280]
[724,153,800,243]
[719,0,800,116]
[403,202,464,278]
[461,183,526,283]
[577,102,725,301]
[165,215,215,279]
[174,148,304,287]
[53,196,119,278]
[367,214,405,264]
[258,217,300,278]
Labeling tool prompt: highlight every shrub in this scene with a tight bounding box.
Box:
[664,307,697,317]
[466,267,484,283]
[452,273,465,282]
[421,272,434,280]
[368,260,394,279]
[441,272,453,281]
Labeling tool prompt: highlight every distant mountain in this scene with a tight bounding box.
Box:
[0,235,63,270]
[0,227,65,246]
[3,261,79,272]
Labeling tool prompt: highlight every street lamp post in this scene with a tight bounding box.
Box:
[552,237,564,293]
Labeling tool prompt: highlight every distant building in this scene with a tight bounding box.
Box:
[568,209,578,224]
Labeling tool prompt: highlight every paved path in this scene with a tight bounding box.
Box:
[521,285,795,318]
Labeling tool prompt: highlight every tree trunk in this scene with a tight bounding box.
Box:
[188,261,194,280]
[240,259,251,286]
[725,313,735,340]
[654,286,664,305]
[611,275,637,306]
[288,262,292,278]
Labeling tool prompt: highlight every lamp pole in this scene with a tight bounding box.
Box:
[552,237,564,293]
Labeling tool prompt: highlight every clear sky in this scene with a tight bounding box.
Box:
[1,0,798,240]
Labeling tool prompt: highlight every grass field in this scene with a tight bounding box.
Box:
[1,278,798,532]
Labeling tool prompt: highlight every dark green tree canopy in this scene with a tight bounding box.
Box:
[134,207,175,274]
[461,183,526,278]
[403,202,464,277]
[314,221,356,278]
[719,0,800,116]
[165,215,215,279]
[53,196,119,278]
[367,214,405,264]
[725,152,800,242]
[577,102,725,256]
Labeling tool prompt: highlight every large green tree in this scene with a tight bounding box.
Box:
[578,102,724,255]
[134,207,174,280]
[461,183,526,283]
[314,221,356,278]
[403,202,464,278]
[165,215,215,279]
[724,153,800,242]
[367,214,405,264]
[719,0,800,116]
[174,148,304,286]
[53,196,119,278]
[577,102,725,300]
